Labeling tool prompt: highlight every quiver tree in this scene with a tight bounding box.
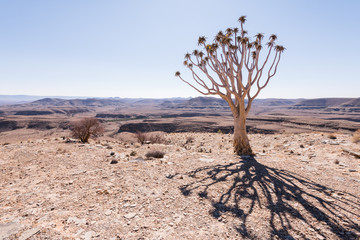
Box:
[71,117,104,143]
[176,16,285,155]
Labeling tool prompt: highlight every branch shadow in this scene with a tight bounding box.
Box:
[172,156,360,239]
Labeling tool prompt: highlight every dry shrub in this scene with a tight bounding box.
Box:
[145,150,165,159]
[186,136,194,144]
[148,132,168,144]
[71,118,104,143]
[117,132,137,143]
[328,133,337,140]
[135,131,147,144]
[135,131,168,144]
[352,129,360,143]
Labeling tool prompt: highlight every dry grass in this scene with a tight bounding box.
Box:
[352,129,360,143]
[135,131,147,144]
[148,132,168,144]
[185,136,194,144]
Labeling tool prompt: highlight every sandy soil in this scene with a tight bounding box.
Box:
[0,131,359,239]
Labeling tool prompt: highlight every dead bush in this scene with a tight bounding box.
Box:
[117,132,137,144]
[148,132,168,144]
[71,118,104,143]
[328,133,337,140]
[185,136,194,144]
[135,131,147,144]
[145,150,165,159]
[352,129,360,143]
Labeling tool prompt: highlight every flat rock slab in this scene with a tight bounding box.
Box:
[67,217,86,225]
[19,228,40,240]
[124,212,137,219]
[199,158,214,163]
[0,222,23,239]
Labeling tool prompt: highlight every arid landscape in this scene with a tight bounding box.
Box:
[0,96,359,239]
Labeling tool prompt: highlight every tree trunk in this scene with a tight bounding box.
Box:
[233,114,254,156]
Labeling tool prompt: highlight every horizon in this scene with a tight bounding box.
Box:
[0,94,357,101]
[1,1,359,99]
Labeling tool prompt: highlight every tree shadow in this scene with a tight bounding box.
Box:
[172,156,360,239]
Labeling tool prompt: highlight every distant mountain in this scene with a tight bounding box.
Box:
[340,98,360,107]
[294,98,354,108]
[165,97,303,109]
[171,97,228,109]
[0,95,88,106]
[0,95,47,105]
[27,98,125,107]
[289,98,360,113]
[253,98,303,106]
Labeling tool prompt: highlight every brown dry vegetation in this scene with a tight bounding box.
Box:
[352,129,360,143]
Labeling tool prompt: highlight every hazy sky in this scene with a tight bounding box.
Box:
[0,0,359,99]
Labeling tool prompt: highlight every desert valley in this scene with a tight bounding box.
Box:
[0,96,359,239]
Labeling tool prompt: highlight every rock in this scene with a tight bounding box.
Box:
[130,157,145,162]
[0,222,23,239]
[84,231,95,240]
[67,217,86,225]
[349,169,358,172]
[19,228,40,240]
[333,176,345,181]
[124,212,137,219]
[110,160,118,164]
[305,166,317,171]
[105,210,112,216]
[199,158,214,163]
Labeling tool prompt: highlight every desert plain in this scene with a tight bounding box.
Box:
[0,96,359,239]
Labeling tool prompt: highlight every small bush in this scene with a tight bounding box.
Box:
[148,133,167,144]
[71,118,104,143]
[352,129,360,143]
[185,136,194,144]
[329,134,337,140]
[135,131,147,144]
[145,150,165,159]
[130,150,137,156]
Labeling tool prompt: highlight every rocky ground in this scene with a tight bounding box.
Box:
[0,131,359,239]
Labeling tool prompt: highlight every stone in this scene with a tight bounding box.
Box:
[0,222,23,239]
[19,228,40,240]
[110,160,118,164]
[333,176,345,181]
[124,212,137,219]
[67,217,86,225]
[199,158,214,163]
[130,157,145,162]
[84,231,95,240]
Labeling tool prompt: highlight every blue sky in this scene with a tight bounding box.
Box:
[0,0,359,98]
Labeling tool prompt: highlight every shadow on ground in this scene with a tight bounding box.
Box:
[171,156,360,239]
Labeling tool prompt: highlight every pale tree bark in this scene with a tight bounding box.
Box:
[176,16,284,155]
